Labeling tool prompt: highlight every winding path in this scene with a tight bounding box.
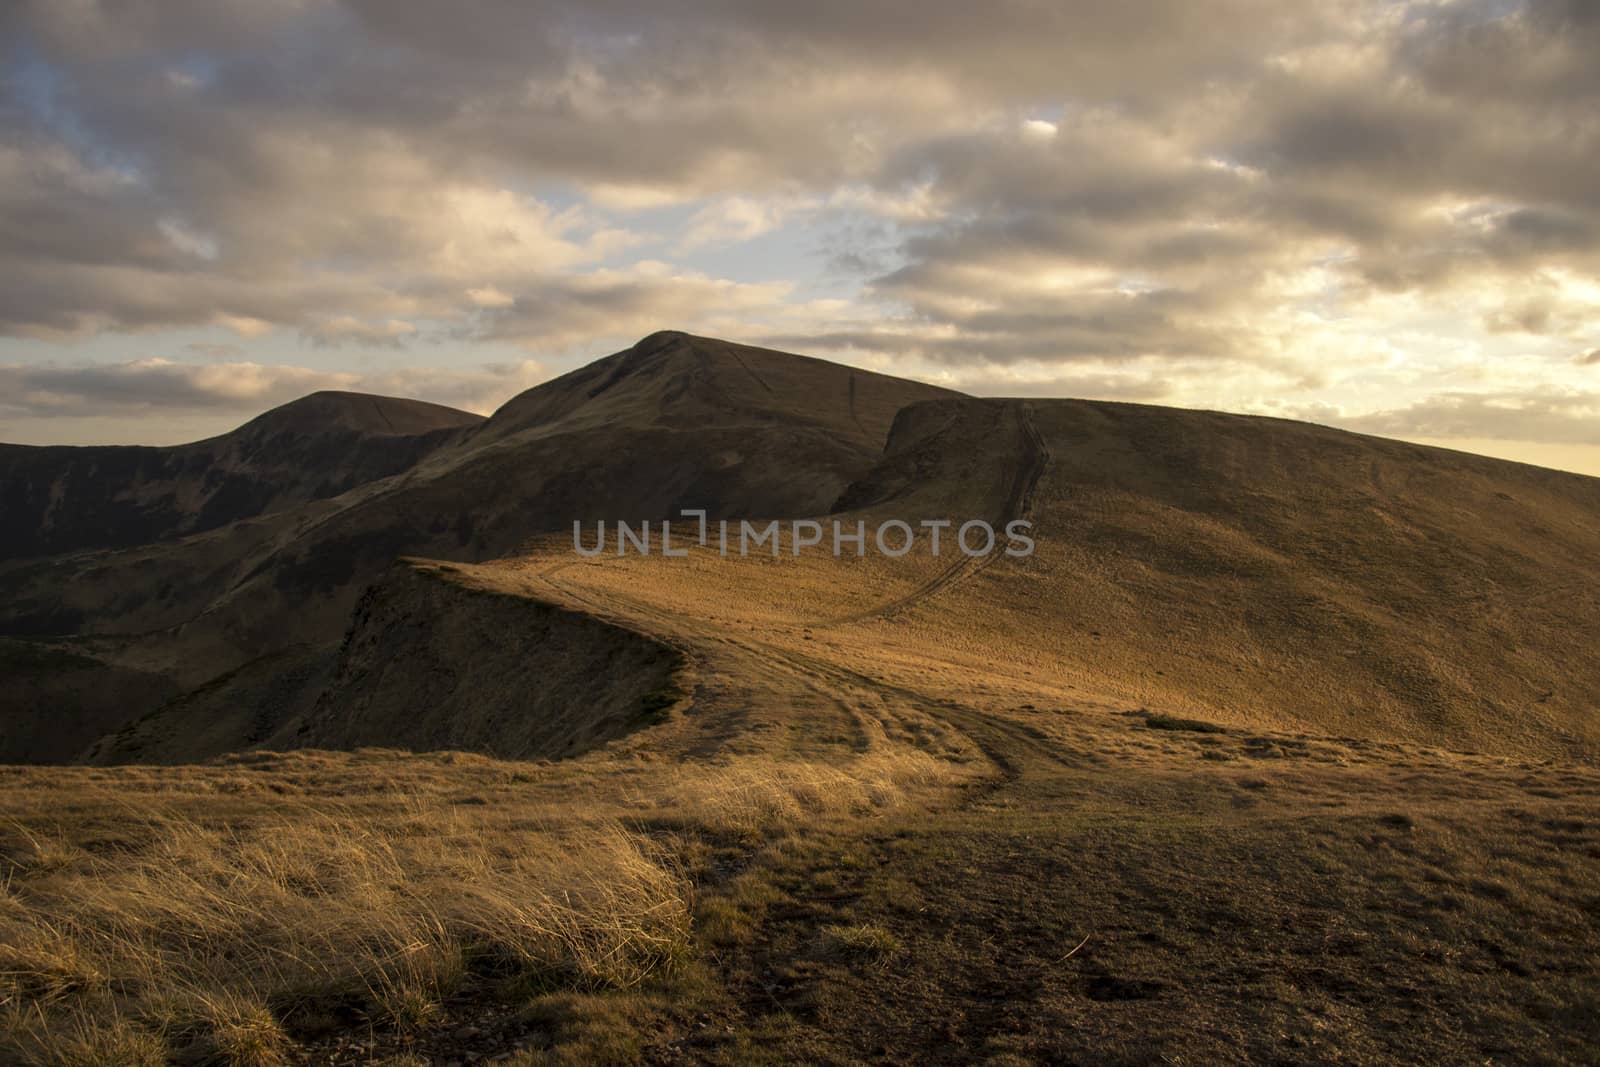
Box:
[817,399,1050,626]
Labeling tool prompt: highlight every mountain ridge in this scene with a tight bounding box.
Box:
[0,332,960,762]
[3,331,1599,767]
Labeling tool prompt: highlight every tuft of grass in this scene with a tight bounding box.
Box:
[6,1014,168,1067]
[662,749,954,844]
[203,994,291,1067]
[821,923,901,966]
[1140,711,1227,734]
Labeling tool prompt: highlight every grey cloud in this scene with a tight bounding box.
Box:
[0,360,350,415]
[186,342,243,358]
[467,268,796,350]
[760,286,1238,368]
[1398,0,1600,108]
[1229,11,1600,216]
[1488,207,1598,257]
[1337,391,1600,446]
[4,0,1600,425]
[0,356,549,421]
[1230,86,1463,184]
[14,0,1332,207]
[828,1,1600,370]
[1485,303,1557,336]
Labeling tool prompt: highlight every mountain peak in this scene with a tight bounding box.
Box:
[632,328,695,350]
[236,391,483,440]
[481,332,960,445]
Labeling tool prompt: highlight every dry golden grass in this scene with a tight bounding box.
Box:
[6,341,1600,1062]
[0,744,955,1064]
[1,807,688,1062]
[655,749,955,844]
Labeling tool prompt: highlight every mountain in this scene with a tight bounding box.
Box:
[825,396,1600,758]
[4,330,1600,766]
[328,390,1598,764]
[0,332,959,638]
[0,391,483,559]
[0,332,959,762]
[10,334,1598,1065]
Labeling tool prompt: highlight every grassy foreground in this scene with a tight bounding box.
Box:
[6,713,1598,1065]
[6,544,1600,1064]
[0,747,955,1064]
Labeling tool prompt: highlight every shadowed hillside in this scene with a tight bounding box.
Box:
[84,562,687,764]
[0,392,483,558]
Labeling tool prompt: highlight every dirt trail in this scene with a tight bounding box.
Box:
[420,530,1600,1066]
[527,560,967,762]
[525,522,1082,788]
[816,400,1050,627]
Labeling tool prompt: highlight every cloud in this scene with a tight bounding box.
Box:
[469,263,803,350]
[0,356,550,420]
[1336,390,1600,446]
[679,196,808,250]
[465,286,515,309]
[0,0,1344,342]
[185,341,242,358]
[0,359,354,415]
[3,0,1600,456]
[305,316,419,348]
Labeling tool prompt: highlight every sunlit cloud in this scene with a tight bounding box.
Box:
[1,0,1598,471]
[0,357,550,419]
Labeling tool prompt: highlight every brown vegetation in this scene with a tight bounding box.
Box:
[3,335,1598,1062]
[0,746,953,1064]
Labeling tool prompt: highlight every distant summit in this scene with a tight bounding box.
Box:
[483,330,959,446]
[230,390,483,440]
[0,391,483,558]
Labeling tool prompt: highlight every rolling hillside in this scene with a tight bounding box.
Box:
[3,332,1599,765]
[4,333,1599,1065]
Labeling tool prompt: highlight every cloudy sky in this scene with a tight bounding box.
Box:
[2,1,1598,474]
